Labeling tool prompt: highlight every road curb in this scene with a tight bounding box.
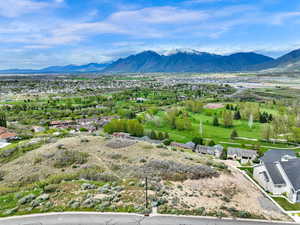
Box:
[0,212,144,221]
[1,212,298,224]
[152,213,299,224]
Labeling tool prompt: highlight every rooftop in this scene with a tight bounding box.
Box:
[261,149,296,163]
[281,158,300,191]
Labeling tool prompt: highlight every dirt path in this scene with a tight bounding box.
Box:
[90,152,122,179]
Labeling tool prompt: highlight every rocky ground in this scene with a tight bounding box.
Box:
[0,134,290,221]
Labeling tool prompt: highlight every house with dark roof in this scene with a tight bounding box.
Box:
[253,149,300,203]
[227,147,258,163]
[196,144,224,158]
[170,141,195,150]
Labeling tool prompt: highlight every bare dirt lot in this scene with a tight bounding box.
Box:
[0,135,289,220]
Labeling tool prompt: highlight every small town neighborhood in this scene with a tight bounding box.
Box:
[1,76,300,223]
[2,0,300,224]
[2,117,300,221]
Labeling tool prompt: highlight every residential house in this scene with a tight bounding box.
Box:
[0,126,17,143]
[136,97,147,103]
[170,141,195,150]
[49,120,75,128]
[253,149,300,203]
[112,132,131,139]
[196,144,224,158]
[227,147,257,163]
[32,126,45,133]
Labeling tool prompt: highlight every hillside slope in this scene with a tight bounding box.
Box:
[0,135,288,220]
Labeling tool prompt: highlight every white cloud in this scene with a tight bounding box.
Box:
[0,0,64,18]
[0,4,287,49]
[185,0,223,4]
[1,2,300,68]
[271,11,300,25]
[48,5,253,42]
[109,7,208,24]
[0,0,49,18]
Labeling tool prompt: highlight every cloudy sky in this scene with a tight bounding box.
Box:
[1,0,300,69]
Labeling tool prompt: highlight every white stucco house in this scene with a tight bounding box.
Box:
[253,149,300,203]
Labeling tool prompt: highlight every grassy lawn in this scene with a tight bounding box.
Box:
[238,167,254,178]
[272,197,300,211]
[0,189,43,216]
[145,108,294,152]
[191,112,261,140]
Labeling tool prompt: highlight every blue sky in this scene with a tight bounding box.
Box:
[1,0,300,69]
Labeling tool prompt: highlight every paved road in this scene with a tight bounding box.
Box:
[0,213,298,225]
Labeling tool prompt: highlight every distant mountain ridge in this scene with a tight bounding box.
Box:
[259,48,300,72]
[0,63,109,74]
[2,48,300,74]
[103,50,274,73]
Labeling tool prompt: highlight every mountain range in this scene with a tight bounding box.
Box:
[0,63,109,74]
[2,48,300,74]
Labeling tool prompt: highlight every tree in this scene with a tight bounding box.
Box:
[104,119,144,137]
[164,108,180,129]
[234,110,241,120]
[207,139,216,146]
[149,130,157,140]
[185,100,204,113]
[222,110,233,128]
[0,112,7,128]
[175,118,192,131]
[212,116,219,126]
[192,137,204,151]
[158,132,164,140]
[164,132,169,139]
[230,129,238,139]
[261,124,273,141]
[128,120,144,137]
[292,127,300,143]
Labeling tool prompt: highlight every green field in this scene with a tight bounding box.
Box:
[273,197,300,211]
[145,106,294,152]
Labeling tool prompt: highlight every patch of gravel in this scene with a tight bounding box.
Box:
[105,138,136,149]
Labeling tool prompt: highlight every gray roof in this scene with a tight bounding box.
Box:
[185,142,196,149]
[281,158,300,190]
[261,149,296,163]
[265,163,285,185]
[196,145,223,155]
[214,144,224,151]
[227,147,257,158]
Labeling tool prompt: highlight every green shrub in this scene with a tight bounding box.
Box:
[36,173,78,188]
[163,139,172,146]
[53,149,89,168]
[44,184,59,193]
[78,169,118,182]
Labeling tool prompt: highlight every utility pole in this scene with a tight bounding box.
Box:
[145,176,148,210]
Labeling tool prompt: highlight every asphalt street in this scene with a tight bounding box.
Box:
[0,213,298,225]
